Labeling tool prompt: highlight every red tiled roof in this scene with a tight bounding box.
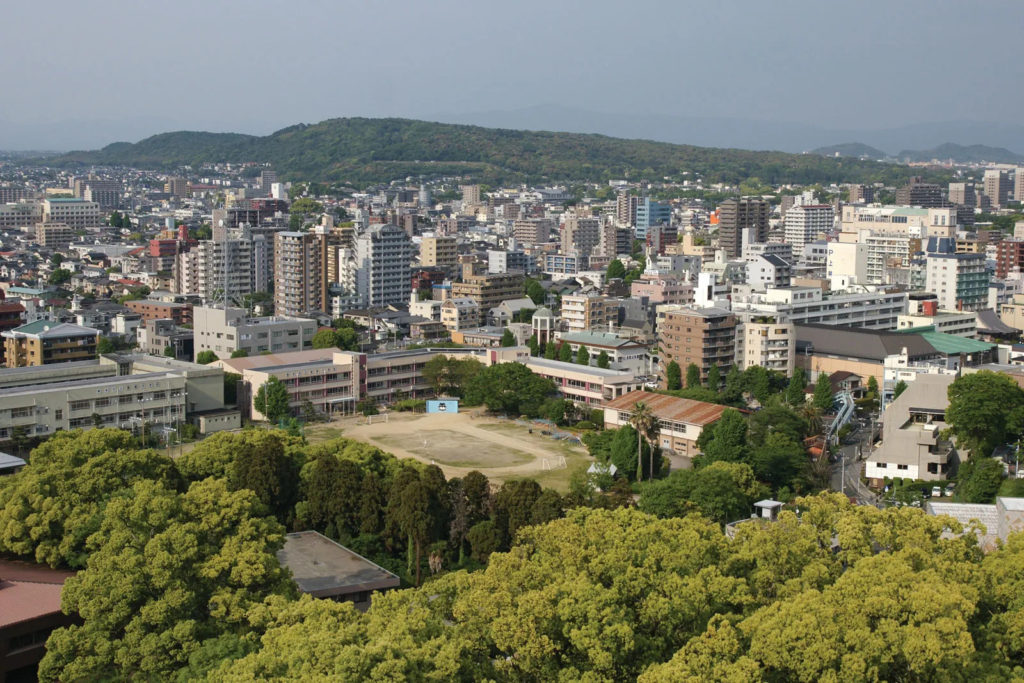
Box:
[0,580,65,627]
[0,559,74,628]
[604,390,727,426]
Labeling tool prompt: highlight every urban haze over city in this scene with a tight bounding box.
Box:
[2,1,1024,681]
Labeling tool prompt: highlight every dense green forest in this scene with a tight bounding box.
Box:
[50,117,944,188]
[2,424,1024,680]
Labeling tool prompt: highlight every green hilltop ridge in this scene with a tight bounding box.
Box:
[810,142,887,159]
[51,117,937,188]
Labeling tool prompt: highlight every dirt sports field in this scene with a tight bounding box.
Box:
[321,410,591,491]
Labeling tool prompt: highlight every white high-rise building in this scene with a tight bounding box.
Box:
[340,224,413,307]
[176,239,255,304]
[783,204,834,252]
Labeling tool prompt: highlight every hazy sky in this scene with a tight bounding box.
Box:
[1,0,1022,148]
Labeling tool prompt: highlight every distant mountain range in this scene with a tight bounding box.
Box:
[895,143,1024,164]
[428,105,1024,157]
[47,117,943,188]
[809,141,1023,164]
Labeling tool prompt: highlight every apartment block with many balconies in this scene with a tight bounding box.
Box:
[659,307,737,386]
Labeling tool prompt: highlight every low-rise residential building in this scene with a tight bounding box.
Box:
[866,374,958,485]
[140,318,194,359]
[561,293,616,333]
[603,390,728,457]
[2,321,100,368]
[125,299,193,325]
[440,297,480,331]
[630,277,694,305]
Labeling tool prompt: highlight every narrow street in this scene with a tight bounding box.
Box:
[830,417,881,506]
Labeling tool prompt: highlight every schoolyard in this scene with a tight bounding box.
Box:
[306,410,591,491]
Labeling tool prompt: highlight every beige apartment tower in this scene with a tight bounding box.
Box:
[420,236,458,268]
[659,307,737,386]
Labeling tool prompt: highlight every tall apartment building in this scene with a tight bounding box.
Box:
[783,204,834,251]
[165,177,189,198]
[659,307,737,386]
[513,218,554,246]
[737,319,795,376]
[983,169,1012,208]
[274,231,323,316]
[487,249,534,274]
[863,234,921,285]
[634,198,671,239]
[41,198,101,230]
[193,306,316,360]
[717,198,769,259]
[599,223,633,257]
[847,184,874,203]
[616,190,639,226]
[924,238,991,313]
[178,238,257,304]
[561,214,601,255]
[561,294,616,333]
[996,239,1024,278]
[451,264,524,314]
[73,176,122,209]
[460,184,481,206]
[1015,168,1024,203]
[2,321,100,368]
[948,182,976,207]
[340,223,414,308]
[895,177,944,207]
[419,236,458,268]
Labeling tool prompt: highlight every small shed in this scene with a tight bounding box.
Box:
[754,499,784,521]
[426,398,459,414]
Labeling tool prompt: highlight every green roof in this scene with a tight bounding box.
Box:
[896,326,994,354]
[9,321,99,337]
[559,331,641,348]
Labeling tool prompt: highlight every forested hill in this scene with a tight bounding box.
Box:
[50,117,935,188]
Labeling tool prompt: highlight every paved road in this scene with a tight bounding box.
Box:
[830,417,880,505]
